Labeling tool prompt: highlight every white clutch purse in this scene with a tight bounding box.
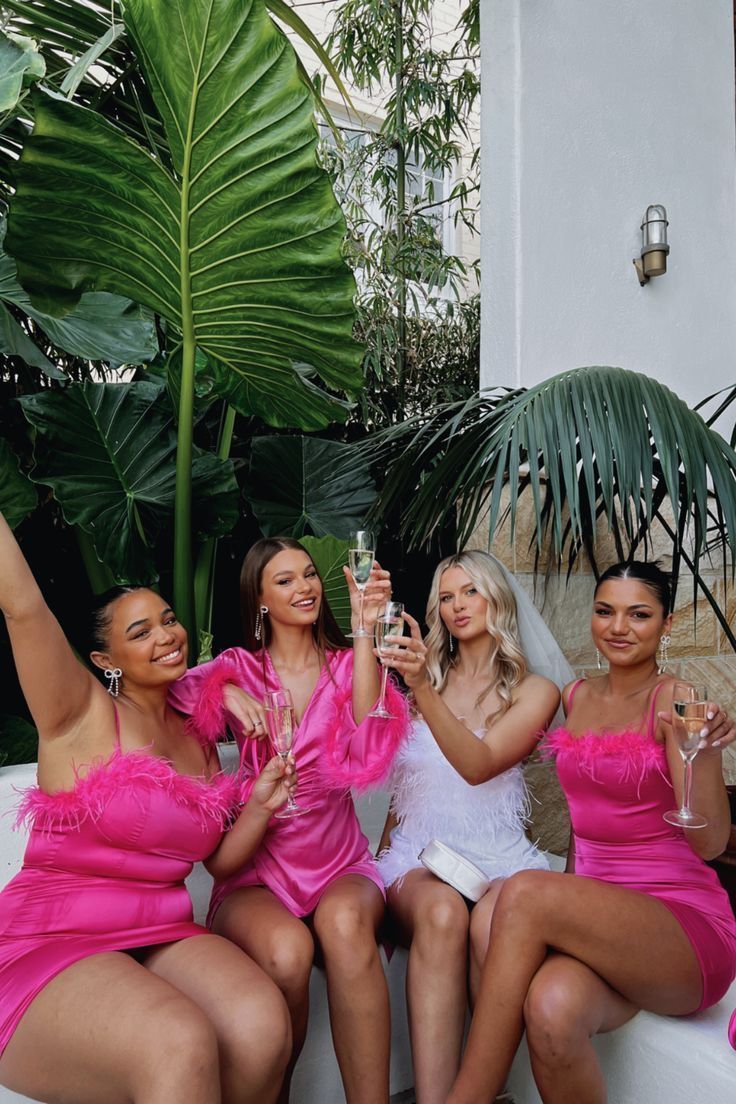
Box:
[418,840,491,902]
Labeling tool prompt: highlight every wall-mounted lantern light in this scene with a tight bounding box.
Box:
[633,204,669,286]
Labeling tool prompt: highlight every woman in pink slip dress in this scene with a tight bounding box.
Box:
[0,511,292,1104]
[169,536,410,1104]
[444,561,736,1104]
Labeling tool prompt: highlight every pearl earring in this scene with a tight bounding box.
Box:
[104,668,122,697]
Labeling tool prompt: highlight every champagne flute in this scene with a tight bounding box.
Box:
[347,529,375,639]
[663,680,708,829]
[370,602,405,719]
[264,689,305,818]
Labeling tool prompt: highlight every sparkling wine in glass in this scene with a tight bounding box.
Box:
[264,689,305,818]
[663,681,708,829]
[369,602,405,719]
[348,530,375,639]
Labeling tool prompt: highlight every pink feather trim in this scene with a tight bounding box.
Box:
[15,749,239,835]
[541,726,669,787]
[185,657,242,746]
[318,677,410,794]
[728,1007,736,1050]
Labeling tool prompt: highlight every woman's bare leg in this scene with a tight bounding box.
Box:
[388,870,469,1104]
[468,880,504,1004]
[212,888,313,1103]
[447,870,703,1104]
[145,933,291,1104]
[523,954,638,1104]
[0,951,221,1104]
[313,875,389,1104]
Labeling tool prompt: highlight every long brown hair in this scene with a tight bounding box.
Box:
[239,537,348,655]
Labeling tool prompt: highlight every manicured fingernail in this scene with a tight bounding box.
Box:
[713,739,722,748]
[698,739,708,750]
[699,727,709,739]
[707,710,716,720]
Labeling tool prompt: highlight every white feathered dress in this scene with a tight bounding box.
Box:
[376,717,549,889]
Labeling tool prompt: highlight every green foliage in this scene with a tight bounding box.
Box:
[247,435,376,537]
[19,381,239,583]
[0,31,45,117]
[322,0,480,430]
[300,533,352,633]
[0,713,38,767]
[364,365,736,583]
[0,230,158,368]
[0,438,36,527]
[3,0,364,650]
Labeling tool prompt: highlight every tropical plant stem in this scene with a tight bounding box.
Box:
[394,0,406,415]
[193,404,236,650]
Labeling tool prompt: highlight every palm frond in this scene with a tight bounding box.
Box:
[362,367,736,586]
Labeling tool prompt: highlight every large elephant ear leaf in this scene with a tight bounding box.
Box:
[18,381,238,582]
[0,32,45,114]
[299,534,352,634]
[247,436,376,537]
[0,440,37,528]
[7,0,363,428]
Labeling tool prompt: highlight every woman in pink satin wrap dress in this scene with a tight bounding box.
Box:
[170,537,410,1104]
[0,511,291,1104]
[445,561,736,1104]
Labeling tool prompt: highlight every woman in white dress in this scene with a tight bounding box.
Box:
[377,551,572,1104]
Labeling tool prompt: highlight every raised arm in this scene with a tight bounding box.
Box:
[0,512,95,737]
[387,613,560,785]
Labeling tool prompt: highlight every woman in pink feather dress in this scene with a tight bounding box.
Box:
[169,536,410,1104]
[443,561,736,1104]
[0,511,293,1104]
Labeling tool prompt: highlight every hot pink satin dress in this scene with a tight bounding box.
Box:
[0,709,237,1055]
[544,680,736,1012]
[169,647,409,919]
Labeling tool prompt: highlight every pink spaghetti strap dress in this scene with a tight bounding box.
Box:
[0,707,237,1056]
[544,680,736,1012]
[168,647,409,919]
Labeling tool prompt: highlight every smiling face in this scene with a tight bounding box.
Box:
[259,548,322,631]
[592,577,672,669]
[437,565,490,643]
[90,589,188,688]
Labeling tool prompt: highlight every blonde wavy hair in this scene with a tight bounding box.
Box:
[424,550,527,723]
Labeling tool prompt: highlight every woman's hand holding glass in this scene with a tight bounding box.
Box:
[344,560,393,637]
[250,753,298,817]
[377,611,429,691]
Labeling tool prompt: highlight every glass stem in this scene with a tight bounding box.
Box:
[378,664,389,711]
[682,757,694,815]
[358,588,365,633]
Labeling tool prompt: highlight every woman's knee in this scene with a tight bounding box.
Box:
[412,889,469,954]
[263,925,314,996]
[494,870,552,929]
[135,995,220,1089]
[523,969,589,1062]
[224,981,292,1087]
[314,899,379,964]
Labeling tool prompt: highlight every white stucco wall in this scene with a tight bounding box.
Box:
[480,0,736,405]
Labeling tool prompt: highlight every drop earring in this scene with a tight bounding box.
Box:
[449,633,455,655]
[255,604,269,642]
[596,648,603,670]
[658,634,671,674]
[104,668,122,697]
